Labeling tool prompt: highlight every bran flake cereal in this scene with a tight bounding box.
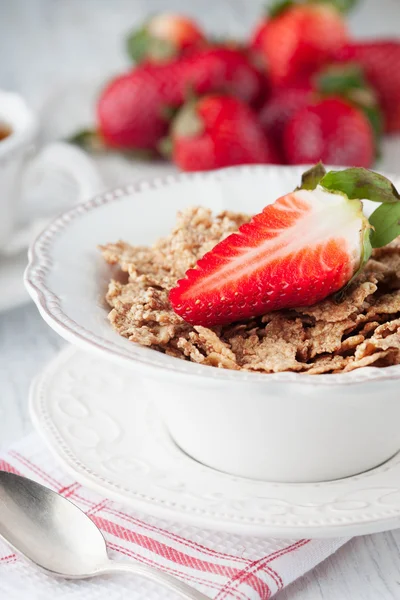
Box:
[101,207,400,374]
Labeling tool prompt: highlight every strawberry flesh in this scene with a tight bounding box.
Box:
[170,187,366,326]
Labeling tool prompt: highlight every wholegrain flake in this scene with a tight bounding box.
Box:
[101,207,400,374]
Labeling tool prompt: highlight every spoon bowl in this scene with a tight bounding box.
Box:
[0,471,209,599]
[0,471,107,577]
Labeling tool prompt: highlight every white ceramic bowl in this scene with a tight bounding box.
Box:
[25,165,400,483]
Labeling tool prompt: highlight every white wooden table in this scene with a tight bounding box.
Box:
[2,0,400,598]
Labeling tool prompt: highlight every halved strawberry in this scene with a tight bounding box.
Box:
[170,165,400,326]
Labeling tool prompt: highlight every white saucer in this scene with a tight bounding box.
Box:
[30,345,400,539]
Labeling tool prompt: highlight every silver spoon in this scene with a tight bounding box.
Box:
[0,471,209,600]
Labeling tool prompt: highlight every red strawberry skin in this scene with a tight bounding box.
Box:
[97,48,265,150]
[335,41,400,133]
[251,4,348,86]
[97,72,167,150]
[258,81,312,159]
[170,188,364,326]
[284,97,374,167]
[171,95,279,172]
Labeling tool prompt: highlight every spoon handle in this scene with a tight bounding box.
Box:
[103,559,211,600]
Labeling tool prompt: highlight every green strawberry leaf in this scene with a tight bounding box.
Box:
[316,63,366,96]
[126,27,151,63]
[360,225,373,275]
[160,104,180,121]
[308,0,359,13]
[335,223,373,300]
[126,26,177,63]
[158,136,174,158]
[268,0,359,17]
[297,162,327,190]
[321,168,400,204]
[369,203,400,248]
[147,37,177,62]
[322,167,400,252]
[329,0,359,13]
[269,0,295,18]
[360,103,384,159]
[68,129,105,152]
[68,128,156,160]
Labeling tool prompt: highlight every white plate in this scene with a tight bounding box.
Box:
[30,346,400,539]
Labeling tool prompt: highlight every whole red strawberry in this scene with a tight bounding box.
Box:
[168,94,279,172]
[250,1,348,86]
[126,13,206,63]
[284,97,375,167]
[335,41,400,132]
[258,80,313,158]
[170,165,400,327]
[97,48,265,150]
[259,62,382,164]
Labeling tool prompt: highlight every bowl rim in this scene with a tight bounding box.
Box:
[25,164,400,387]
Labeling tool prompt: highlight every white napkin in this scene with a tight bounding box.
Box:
[0,434,348,599]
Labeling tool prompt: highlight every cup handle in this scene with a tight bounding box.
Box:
[4,141,103,256]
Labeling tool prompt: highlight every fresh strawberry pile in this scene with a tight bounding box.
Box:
[73,0,400,171]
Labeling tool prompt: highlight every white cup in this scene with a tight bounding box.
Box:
[0,89,103,254]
